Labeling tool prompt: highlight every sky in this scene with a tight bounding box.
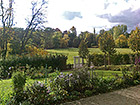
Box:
[11,0,140,33]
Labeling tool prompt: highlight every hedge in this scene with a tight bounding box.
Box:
[0,54,67,79]
[88,53,136,66]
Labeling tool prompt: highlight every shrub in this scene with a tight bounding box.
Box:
[88,53,135,66]
[91,77,115,93]
[0,54,67,79]
[51,67,91,94]
[25,81,50,105]
[121,66,140,86]
[12,71,26,103]
[71,67,91,92]
[89,53,104,66]
[84,90,93,96]
[46,54,67,71]
[25,65,48,79]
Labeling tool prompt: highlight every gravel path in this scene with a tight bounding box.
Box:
[62,85,140,105]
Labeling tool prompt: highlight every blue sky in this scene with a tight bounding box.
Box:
[11,0,140,33]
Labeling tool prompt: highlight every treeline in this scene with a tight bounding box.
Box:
[0,24,134,55]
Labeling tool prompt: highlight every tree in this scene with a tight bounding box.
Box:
[128,26,140,70]
[98,31,116,65]
[68,26,77,47]
[52,31,62,48]
[20,0,47,53]
[96,29,105,46]
[115,34,128,48]
[79,31,97,47]
[128,26,140,53]
[43,27,55,49]
[73,37,80,48]
[0,0,14,58]
[109,24,127,40]
[60,34,69,48]
[78,40,89,65]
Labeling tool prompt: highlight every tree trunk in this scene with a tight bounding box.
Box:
[108,54,111,65]
[82,58,84,66]
[104,53,107,70]
[135,52,139,71]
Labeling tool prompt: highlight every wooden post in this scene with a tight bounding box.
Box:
[78,57,80,68]
[74,56,76,68]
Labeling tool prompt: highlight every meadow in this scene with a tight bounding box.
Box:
[47,48,133,64]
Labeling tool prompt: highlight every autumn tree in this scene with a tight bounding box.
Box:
[115,34,128,48]
[98,31,116,65]
[60,34,69,48]
[78,40,89,65]
[128,26,140,69]
[109,24,127,40]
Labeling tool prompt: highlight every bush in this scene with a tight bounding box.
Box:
[89,53,104,66]
[71,67,91,92]
[88,53,135,66]
[51,67,91,94]
[12,71,26,103]
[45,54,67,71]
[84,90,93,96]
[91,76,116,93]
[121,66,140,86]
[25,81,50,105]
[0,54,67,79]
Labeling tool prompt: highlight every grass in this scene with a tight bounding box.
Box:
[47,48,133,64]
[93,70,123,78]
[0,79,13,104]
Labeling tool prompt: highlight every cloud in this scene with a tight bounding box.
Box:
[98,8,140,31]
[46,0,140,33]
[63,11,82,20]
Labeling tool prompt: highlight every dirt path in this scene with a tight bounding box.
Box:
[62,85,140,105]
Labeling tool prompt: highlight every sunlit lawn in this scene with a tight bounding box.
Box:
[47,48,133,64]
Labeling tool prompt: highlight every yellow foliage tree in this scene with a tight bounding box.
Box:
[25,45,47,57]
[128,26,140,70]
[115,34,128,48]
[60,34,70,48]
[99,31,116,65]
[128,26,140,53]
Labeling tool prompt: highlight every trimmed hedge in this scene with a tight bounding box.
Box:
[88,53,136,66]
[0,54,67,79]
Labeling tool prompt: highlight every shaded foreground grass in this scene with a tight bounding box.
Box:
[47,48,133,64]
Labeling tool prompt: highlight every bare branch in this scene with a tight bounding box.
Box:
[21,0,47,50]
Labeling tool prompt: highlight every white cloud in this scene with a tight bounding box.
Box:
[2,0,140,33]
[47,0,140,33]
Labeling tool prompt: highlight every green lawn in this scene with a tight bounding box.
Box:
[47,48,133,64]
[93,70,123,78]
